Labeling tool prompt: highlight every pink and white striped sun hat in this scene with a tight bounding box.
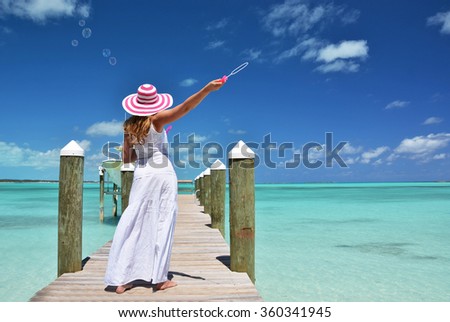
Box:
[122,84,173,116]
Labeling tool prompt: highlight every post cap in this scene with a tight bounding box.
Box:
[60,140,84,157]
[210,159,226,170]
[228,140,255,159]
[121,163,135,172]
[204,168,211,176]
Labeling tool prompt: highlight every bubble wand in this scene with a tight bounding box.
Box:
[221,62,249,83]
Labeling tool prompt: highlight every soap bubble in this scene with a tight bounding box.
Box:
[78,20,86,27]
[109,57,117,66]
[82,28,92,39]
[102,48,111,58]
[71,39,79,47]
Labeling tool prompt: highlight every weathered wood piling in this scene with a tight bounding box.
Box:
[112,183,119,217]
[58,140,84,277]
[210,159,226,237]
[228,140,256,283]
[203,168,211,214]
[199,172,204,206]
[99,167,105,222]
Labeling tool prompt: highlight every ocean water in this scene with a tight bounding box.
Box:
[0,182,449,302]
[251,183,450,302]
[0,182,119,302]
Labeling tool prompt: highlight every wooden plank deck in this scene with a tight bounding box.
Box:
[30,194,262,302]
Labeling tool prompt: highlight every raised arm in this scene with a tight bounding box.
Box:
[152,79,224,132]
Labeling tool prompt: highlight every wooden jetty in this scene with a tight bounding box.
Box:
[30,194,262,302]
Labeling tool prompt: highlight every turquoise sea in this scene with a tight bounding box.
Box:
[0,182,449,302]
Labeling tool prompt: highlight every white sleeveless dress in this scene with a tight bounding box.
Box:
[104,124,178,286]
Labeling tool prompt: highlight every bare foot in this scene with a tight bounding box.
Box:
[115,284,133,294]
[156,280,177,291]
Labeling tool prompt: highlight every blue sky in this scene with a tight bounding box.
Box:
[0,0,449,183]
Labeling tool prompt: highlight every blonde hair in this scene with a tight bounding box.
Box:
[123,115,152,145]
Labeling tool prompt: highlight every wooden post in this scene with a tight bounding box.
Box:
[99,166,105,222]
[58,140,84,277]
[210,160,226,237]
[112,183,118,217]
[228,140,256,283]
[194,176,198,198]
[121,163,134,214]
[195,175,201,201]
[203,168,211,214]
[199,173,204,206]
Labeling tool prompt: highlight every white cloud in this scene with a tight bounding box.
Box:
[281,142,365,167]
[339,8,360,25]
[193,134,208,143]
[275,38,368,73]
[344,157,359,165]
[344,157,361,165]
[423,116,443,125]
[180,78,198,87]
[170,135,209,167]
[76,3,89,18]
[86,120,123,137]
[373,159,383,166]
[86,151,107,164]
[206,18,229,30]
[0,139,107,176]
[275,42,305,62]
[431,92,444,103]
[0,0,91,22]
[433,153,447,160]
[300,38,324,60]
[262,0,357,37]
[360,146,389,164]
[281,135,450,167]
[0,141,60,169]
[178,133,209,143]
[263,0,318,37]
[427,11,450,34]
[242,48,263,62]
[316,40,368,63]
[394,133,450,155]
[1,26,12,34]
[262,1,366,73]
[306,144,324,161]
[385,100,410,110]
[340,143,363,155]
[316,59,360,73]
[205,40,225,50]
[76,139,91,152]
[386,153,399,163]
[275,37,323,63]
[221,117,231,126]
[228,129,247,135]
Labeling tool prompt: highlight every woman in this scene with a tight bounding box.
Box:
[104,79,225,294]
